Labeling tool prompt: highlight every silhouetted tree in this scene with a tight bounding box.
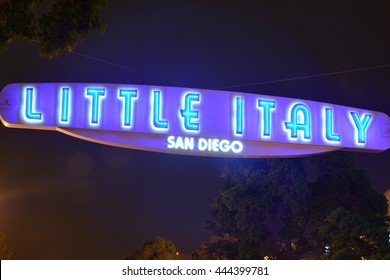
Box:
[202,157,310,259]
[197,153,390,260]
[128,235,177,260]
[384,189,390,216]
[0,0,107,58]
[308,153,390,259]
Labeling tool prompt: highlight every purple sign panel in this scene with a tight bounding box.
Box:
[0,83,389,157]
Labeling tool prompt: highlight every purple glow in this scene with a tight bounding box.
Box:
[1,83,389,157]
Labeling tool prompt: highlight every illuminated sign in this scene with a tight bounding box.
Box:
[0,83,389,157]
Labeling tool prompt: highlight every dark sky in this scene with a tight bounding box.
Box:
[0,0,389,259]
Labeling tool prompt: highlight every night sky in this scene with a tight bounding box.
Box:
[0,0,389,259]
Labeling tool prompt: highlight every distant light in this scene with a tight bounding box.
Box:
[388,229,390,244]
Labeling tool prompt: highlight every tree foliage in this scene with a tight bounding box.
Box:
[384,189,390,216]
[309,153,390,259]
[201,157,310,259]
[196,153,390,260]
[0,0,107,58]
[128,235,177,260]
[0,231,12,260]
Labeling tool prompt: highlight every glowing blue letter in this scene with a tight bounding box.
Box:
[180,93,200,132]
[285,103,311,140]
[350,112,372,144]
[152,90,168,129]
[25,88,42,121]
[325,108,340,142]
[118,89,137,128]
[86,88,106,125]
[257,99,275,137]
[234,97,244,135]
[60,88,70,123]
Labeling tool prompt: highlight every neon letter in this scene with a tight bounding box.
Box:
[285,103,311,140]
[118,89,137,128]
[152,90,168,129]
[167,136,175,149]
[25,87,42,121]
[180,93,200,131]
[60,88,70,123]
[350,112,372,144]
[231,140,243,154]
[234,97,244,135]
[86,88,105,125]
[324,108,340,142]
[257,99,275,137]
